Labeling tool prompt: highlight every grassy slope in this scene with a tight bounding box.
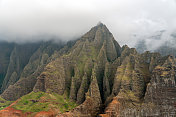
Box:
[0,97,13,110]
[12,91,77,113]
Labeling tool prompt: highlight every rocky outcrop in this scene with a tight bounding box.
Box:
[1,77,37,101]
[100,53,176,117]
[99,97,121,117]
[112,48,152,101]
[76,72,89,104]
[144,55,176,116]
[57,69,102,117]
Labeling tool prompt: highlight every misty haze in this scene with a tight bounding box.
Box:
[0,0,176,117]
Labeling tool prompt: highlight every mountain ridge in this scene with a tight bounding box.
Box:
[0,23,176,117]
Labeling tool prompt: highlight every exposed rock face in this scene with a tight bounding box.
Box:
[1,41,64,101]
[34,23,121,116]
[101,53,176,117]
[144,55,176,116]
[111,47,160,101]
[1,77,37,101]
[58,70,102,117]
[100,97,121,117]
[1,43,41,92]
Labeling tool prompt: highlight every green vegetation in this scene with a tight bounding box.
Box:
[12,91,77,113]
[73,45,98,76]
[0,97,13,110]
[117,61,133,81]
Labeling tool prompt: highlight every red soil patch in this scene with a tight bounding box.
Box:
[99,114,109,117]
[0,100,31,117]
[99,97,121,117]
[34,110,56,117]
[0,100,56,117]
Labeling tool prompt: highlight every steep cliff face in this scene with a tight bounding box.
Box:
[101,53,176,117]
[1,41,64,101]
[109,47,159,100]
[1,43,41,92]
[58,69,102,117]
[144,55,176,116]
[0,42,14,88]
[33,23,121,116]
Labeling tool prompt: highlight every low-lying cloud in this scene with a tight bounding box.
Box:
[0,0,176,47]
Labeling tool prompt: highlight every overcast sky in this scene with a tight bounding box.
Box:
[0,0,176,47]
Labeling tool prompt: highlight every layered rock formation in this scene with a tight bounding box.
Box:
[100,54,176,117]
[144,55,176,116]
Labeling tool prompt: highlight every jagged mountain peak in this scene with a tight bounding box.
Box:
[82,22,112,41]
[70,23,121,62]
[96,21,103,26]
